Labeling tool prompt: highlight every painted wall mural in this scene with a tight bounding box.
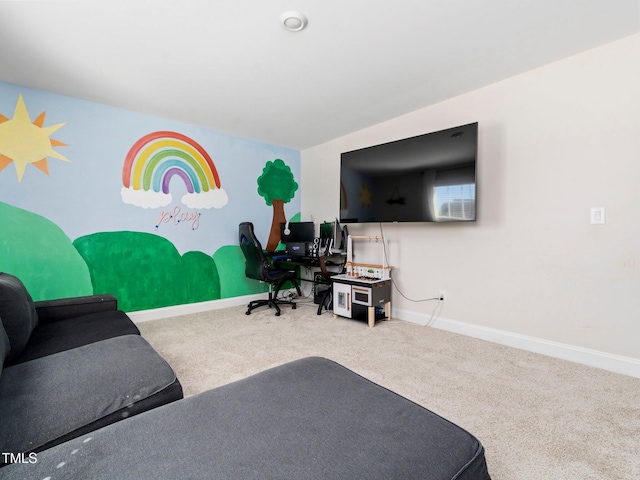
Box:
[257,159,299,251]
[121,130,228,210]
[0,202,93,300]
[0,81,301,311]
[73,231,222,312]
[0,94,69,181]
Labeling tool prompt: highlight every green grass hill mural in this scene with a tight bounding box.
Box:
[213,245,268,299]
[73,231,222,312]
[73,232,273,312]
[1,201,296,313]
[0,202,93,300]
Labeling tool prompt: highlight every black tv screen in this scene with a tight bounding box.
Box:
[340,122,478,223]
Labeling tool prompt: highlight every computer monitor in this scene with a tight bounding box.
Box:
[332,219,343,253]
[320,219,347,254]
[280,221,315,243]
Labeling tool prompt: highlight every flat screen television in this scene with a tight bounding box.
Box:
[339,122,478,223]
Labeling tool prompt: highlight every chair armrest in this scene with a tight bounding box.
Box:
[265,253,292,267]
[35,294,119,324]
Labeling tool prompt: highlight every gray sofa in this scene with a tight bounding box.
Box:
[2,356,491,479]
[0,272,183,463]
[1,273,491,479]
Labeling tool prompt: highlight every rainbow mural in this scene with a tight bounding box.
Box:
[121,131,228,209]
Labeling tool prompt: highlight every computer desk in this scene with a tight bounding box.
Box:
[274,253,347,315]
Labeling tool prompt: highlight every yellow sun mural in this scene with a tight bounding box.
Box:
[0,94,69,182]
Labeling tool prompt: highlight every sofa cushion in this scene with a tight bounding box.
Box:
[9,309,140,365]
[0,273,38,363]
[0,334,182,456]
[0,357,490,479]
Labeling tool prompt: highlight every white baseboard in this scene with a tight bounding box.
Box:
[128,299,639,379]
[393,307,640,379]
[127,293,267,323]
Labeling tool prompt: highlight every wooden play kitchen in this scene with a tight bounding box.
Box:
[332,235,393,327]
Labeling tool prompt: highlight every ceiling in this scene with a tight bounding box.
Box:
[0,1,638,150]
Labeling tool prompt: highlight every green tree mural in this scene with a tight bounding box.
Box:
[257,159,298,251]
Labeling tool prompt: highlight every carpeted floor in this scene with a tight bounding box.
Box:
[138,300,640,480]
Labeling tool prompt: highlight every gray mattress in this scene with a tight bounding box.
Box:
[1,357,491,479]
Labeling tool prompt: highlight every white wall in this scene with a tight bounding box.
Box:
[301,34,640,364]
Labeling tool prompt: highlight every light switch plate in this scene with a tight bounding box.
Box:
[590,207,605,224]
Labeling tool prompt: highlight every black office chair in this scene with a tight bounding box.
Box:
[239,222,302,316]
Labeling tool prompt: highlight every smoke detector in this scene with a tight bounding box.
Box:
[280,11,308,32]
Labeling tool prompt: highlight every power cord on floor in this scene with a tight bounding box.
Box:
[280,280,314,304]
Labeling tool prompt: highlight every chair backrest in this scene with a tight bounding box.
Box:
[239,222,269,282]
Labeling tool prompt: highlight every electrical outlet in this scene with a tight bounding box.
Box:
[438,290,446,303]
[590,207,605,224]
